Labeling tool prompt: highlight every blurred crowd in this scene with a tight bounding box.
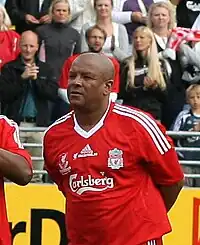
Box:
[0,0,200,185]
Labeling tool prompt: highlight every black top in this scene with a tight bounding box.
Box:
[36,22,81,79]
[176,0,200,28]
[119,56,168,120]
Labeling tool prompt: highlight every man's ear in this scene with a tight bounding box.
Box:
[104,79,113,95]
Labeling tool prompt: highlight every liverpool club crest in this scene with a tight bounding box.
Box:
[108,148,123,170]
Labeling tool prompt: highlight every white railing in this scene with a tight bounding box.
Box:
[20,127,200,178]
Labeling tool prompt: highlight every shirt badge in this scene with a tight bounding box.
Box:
[58,153,71,175]
[108,148,124,170]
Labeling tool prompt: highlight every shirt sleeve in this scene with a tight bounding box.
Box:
[136,111,184,185]
[2,117,32,168]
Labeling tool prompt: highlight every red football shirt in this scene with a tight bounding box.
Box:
[59,54,120,93]
[43,103,184,245]
[0,116,32,245]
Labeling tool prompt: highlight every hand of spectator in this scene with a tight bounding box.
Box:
[193,122,200,131]
[39,15,52,24]
[143,76,158,89]
[25,14,40,24]
[21,64,39,80]
[131,12,146,24]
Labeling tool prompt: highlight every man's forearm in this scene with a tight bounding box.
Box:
[0,148,32,185]
[158,180,184,212]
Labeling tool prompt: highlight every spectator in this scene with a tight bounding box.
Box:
[68,0,143,34]
[36,0,81,121]
[81,0,129,61]
[122,0,152,52]
[0,4,20,70]
[148,1,186,129]
[43,52,184,245]
[171,0,200,29]
[172,84,200,187]
[58,24,120,103]
[0,30,58,182]
[36,0,81,79]
[179,40,200,85]
[119,26,168,121]
[5,0,52,34]
[0,116,32,245]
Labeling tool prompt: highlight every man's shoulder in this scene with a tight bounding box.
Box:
[2,56,21,69]
[44,112,74,140]
[112,103,165,135]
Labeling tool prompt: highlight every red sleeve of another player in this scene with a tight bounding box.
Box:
[2,118,32,168]
[43,132,65,193]
[110,58,120,93]
[137,118,184,186]
[59,55,79,89]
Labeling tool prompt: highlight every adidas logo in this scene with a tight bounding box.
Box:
[73,144,98,159]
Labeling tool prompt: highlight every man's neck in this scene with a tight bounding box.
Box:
[74,99,110,132]
[22,57,35,65]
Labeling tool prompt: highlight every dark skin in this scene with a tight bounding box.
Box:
[0,148,32,186]
[67,53,114,131]
[68,53,183,212]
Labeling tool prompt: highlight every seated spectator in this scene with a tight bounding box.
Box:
[36,0,81,121]
[59,24,120,103]
[81,0,129,61]
[119,26,168,121]
[5,0,52,34]
[148,1,186,129]
[0,4,20,70]
[0,31,58,182]
[171,84,200,187]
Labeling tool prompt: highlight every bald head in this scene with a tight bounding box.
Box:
[72,53,115,81]
[20,30,39,45]
[20,31,39,62]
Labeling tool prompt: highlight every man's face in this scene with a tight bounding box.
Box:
[87,29,105,53]
[20,33,39,62]
[67,56,110,110]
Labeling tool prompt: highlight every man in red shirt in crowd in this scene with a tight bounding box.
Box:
[43,53,184,245]
[0,116,32,245]
[58,24,120,104]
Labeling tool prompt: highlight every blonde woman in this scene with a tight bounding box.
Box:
[0,4,20,69]
[119,26,168,120]
[148,2,186,129]
[36,0,81,121]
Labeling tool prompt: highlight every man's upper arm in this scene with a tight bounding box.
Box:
[136,113,184,185]
[1,117,32,167]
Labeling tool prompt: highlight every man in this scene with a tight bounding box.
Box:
[58,25,120,104]
[5,0,52,33]
[0,30,58,182]
[43,53,184,245]
[0,116,32,245]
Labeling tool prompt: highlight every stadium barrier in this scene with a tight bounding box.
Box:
[5,184,200,245]
[19,127,200,178]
